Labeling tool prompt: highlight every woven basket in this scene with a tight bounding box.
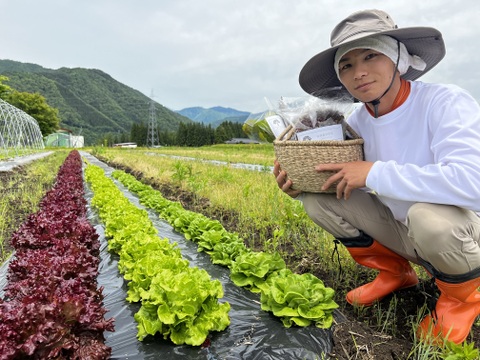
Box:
[274,123,364,193]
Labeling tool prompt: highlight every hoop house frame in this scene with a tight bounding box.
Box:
[0,98,44,159]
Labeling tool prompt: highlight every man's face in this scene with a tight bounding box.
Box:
[337,48,396,103]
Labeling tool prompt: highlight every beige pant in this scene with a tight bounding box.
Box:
[302,190,480,275]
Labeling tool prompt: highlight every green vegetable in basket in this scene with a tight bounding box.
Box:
[242,114,276,143]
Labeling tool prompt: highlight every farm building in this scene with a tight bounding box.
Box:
[44,129,84,148]
[225,138,260,144]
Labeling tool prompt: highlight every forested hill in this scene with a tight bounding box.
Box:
[0,59,192,145]
[176,106,250,127]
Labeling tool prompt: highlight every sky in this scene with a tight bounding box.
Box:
[1,0,479,113]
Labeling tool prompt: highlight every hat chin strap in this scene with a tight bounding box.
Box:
[368,41,401,118]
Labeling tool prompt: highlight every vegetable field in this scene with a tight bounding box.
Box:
[0,150,113,359]
[1,147,478,359]
[0,149,338,359]
[83,152,336,359]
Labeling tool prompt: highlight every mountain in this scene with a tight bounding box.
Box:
[176,106,250,128]
[0,59,192,145]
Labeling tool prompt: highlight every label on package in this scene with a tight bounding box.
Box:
[296,124,344,141]
[266,115,288,138]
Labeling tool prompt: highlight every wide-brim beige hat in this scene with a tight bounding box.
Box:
[299,9,446,96]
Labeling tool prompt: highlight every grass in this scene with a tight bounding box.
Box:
[89,147,382,304]
[0,147,48,161]
[0,150,68,263]
[89,146,478,359]
[91,147,335,260]
[125,144,275,167]
[1,145,475,358]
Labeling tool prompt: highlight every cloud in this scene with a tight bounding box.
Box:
[0,0,479,111]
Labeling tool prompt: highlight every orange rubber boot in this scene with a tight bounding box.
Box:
[345,240,419,306]
[418,277,480,344]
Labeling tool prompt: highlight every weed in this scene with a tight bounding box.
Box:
[91,146,106,157]
[172,160,192,183]
[442,341,479,360]
[0,151,68,263]
[89,147,480,359]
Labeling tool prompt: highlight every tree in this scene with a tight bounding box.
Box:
[214,125,229,144]
[5,91,60,136]
[130,122,147,146]
[214,121,246,143]
[0,76,60,136]
[0,75,12,97]
[158,129,176,146]
[176,122,215,147]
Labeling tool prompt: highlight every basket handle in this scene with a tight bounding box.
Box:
[276,122,361,141]
[276,124,296,141]
[345,123,361,139]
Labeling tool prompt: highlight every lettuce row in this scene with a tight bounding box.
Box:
[229,251,286,293]
[260,269,338,328]
[111,170,338,329]
[0,150,113,359]
[84,163,230,346]
[115,171,250,269]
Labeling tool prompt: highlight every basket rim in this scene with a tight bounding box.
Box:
[273,138,364,146]
[275,122,363,143]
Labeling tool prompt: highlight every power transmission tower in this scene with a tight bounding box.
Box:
[146,91,160,147]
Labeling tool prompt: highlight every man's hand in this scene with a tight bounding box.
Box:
[273,160,302,198]
[316,161,374,200]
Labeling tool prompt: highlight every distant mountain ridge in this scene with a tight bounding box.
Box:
[176,106,250,127]
[0,59,192,145]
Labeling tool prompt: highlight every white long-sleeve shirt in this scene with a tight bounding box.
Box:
[347,81,480,223]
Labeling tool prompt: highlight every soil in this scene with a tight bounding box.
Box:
[2,160,479,359]
[108,163,480,359]
[123,169,420,359]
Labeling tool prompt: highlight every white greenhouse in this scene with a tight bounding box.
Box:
[0,98,45,159]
